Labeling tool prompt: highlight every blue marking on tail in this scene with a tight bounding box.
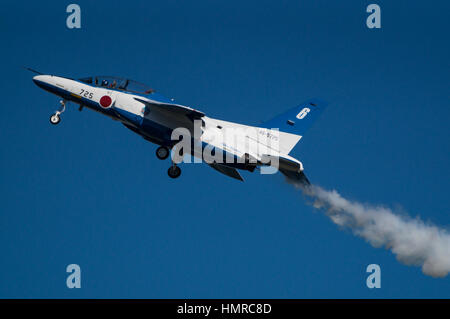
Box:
[261,98,328,136]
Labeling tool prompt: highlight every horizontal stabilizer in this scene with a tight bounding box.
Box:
[280,169,310,186]
[260,154,303,173]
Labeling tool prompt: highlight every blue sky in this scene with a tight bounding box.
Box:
[0,0,449,298]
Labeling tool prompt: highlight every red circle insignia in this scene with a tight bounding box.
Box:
[99,95,112,108]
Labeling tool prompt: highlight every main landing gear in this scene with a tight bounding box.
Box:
[156,146,170,160]
[156,146,182,179]
[49,100,66,125]
[167,164,181,179]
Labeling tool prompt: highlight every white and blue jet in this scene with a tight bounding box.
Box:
[31,70,327,183]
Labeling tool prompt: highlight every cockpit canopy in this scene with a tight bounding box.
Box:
[78,76,155,95]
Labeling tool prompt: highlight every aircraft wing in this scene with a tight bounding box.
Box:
[134,97,204,120]
[208,163,244,181]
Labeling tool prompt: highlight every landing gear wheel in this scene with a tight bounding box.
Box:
[156,146,170,160]
[49,100,66,126]
[50,113,61,125]
[167,165,181,179]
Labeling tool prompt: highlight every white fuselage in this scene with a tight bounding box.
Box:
[33,75,303,173]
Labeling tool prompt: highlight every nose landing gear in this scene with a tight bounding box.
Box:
[49,100,66,125]
[50,113,61,125]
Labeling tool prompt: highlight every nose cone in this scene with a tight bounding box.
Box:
[33,74,50,87]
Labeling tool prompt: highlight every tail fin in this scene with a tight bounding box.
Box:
[260,98,328,153]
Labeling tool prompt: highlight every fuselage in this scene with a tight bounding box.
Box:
[32,74,304,176]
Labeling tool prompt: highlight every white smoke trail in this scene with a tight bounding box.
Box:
[293,182,450,278]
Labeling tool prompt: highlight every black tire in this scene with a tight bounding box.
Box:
[167,166,181,179]
[50,114,60,125]
[156,146,169,160]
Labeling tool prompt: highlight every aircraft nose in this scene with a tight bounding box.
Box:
[33,75,46,84]
[32,75,52,89]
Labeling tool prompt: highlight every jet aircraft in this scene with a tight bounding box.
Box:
[31,70,327,183]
